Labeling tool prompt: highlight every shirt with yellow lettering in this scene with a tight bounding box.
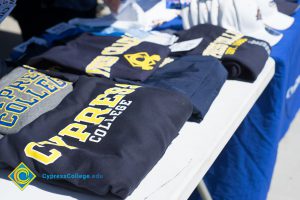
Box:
[0,76,192,198]
[0,67,72,134]
[28,34,171,82]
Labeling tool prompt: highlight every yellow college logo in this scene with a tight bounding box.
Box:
[124,52,161,71]
[8,162,36,191]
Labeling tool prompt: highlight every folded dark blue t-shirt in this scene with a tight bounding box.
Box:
[171,24,271,82]
[28,33,171,82]
[0,76,192,199]
[37,54,227,123]
[143,55,227,122]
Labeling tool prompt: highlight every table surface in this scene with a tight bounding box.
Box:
[0,58,275,200]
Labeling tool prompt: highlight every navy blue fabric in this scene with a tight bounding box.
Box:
[201,10,300,200]
[34,67,81,83]
[172,24,271,82]
[0,76,193,199]
[41,54,227,123]
[275,0,299,15]
[118,55,228,123]
[28,33,171,82]
[188,189,202,200]
[144,55,227,122]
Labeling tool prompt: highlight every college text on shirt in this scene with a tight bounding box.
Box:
[85,36,161,77]
[24,83,140,165]
[0,69,69,128]
[203,30,247,58]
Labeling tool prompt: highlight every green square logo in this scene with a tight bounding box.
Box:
[8,162,36,191]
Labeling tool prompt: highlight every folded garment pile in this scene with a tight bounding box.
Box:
[1,0,296,199]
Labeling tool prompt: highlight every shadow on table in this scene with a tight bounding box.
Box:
[0,169,117,200]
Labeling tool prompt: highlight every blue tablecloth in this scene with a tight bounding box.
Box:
[201,10,300,200]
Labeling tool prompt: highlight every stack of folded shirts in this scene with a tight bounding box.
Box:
[0,1,276,197]
[0,75,193,199]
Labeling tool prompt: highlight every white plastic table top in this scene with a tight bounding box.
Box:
[0,58,275,200]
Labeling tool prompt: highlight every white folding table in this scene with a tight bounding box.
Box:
[0,58,275,200]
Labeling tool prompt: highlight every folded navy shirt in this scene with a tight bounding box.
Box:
[146,55,227,122]
[0,76,192,199]
[33,66,81,83]
[122,55,227,122]
[28,33,171,82]
[171,24,271,82]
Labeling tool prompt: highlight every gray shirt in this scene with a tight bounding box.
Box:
[0,67,73,134]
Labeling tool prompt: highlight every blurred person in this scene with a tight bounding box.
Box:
[11,0,121,40]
